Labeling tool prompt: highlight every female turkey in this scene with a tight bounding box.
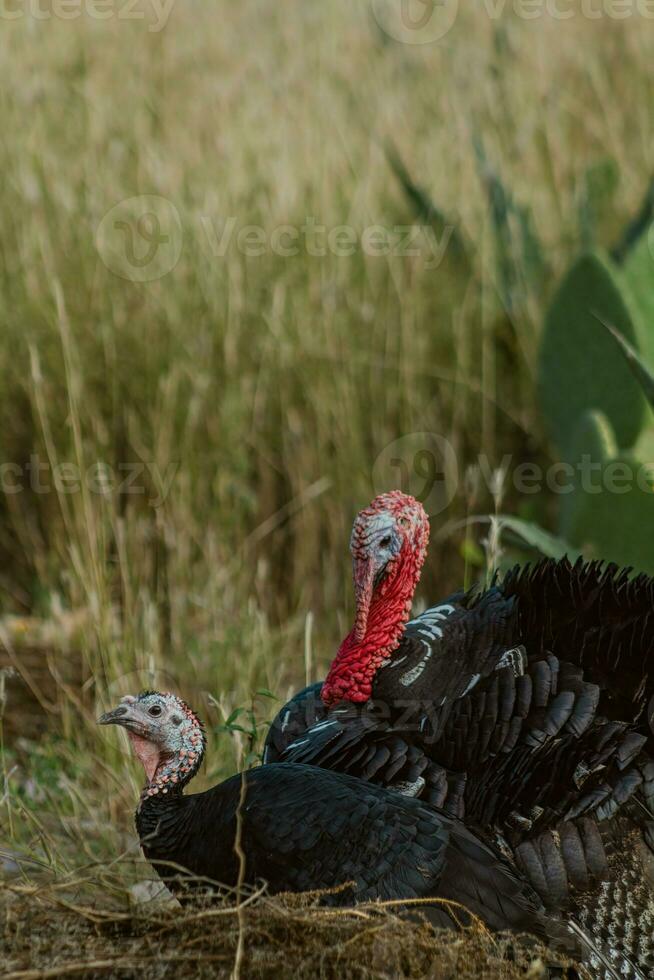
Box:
[264,492,654,976]
[97,689,564,941]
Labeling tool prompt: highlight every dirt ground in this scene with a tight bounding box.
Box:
[0,877,582,980]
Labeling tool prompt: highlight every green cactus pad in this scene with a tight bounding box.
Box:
[635,427,654,460]
[578,158,619,250]
[623,227,654,370]
[538,251,647,454]
[569,456,654,574]
[570,409,617,462]
[558,410,618,540]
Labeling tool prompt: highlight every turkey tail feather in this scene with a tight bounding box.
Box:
[566,920,645,980]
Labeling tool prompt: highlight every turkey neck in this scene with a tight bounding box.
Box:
[322,545,422,705]
[135,783,240,894]
[134,749,203,867]
[136,788,190,860]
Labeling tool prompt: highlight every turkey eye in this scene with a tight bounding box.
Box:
[148,705,162,717]
[380,535,392,548]
[399,517,410,528]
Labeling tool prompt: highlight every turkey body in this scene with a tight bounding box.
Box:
[264,558,654,977]
[266,559,654,830]
[134,762,557,939]
[263,585,515,769]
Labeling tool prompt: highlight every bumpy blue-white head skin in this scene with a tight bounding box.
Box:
[347,491,430,642]
[98,691,205,800]
[350,509,404,583]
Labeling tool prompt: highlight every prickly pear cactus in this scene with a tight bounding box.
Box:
[538,251,648,455]
[555,411,654,573]
[569,408,617,463]
[578,158,619,250]
[635,428,654,460]
[558,410,617,541]
[623,227,654,370]
[568,455,654,574]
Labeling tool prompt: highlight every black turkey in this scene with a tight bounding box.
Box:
[265,493,654,978]
[98,689,576,942]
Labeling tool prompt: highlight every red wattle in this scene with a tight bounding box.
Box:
[322,541,426,705]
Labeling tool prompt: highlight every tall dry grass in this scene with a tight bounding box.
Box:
[0,1,652,876]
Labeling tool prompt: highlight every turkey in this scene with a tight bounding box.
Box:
[265,491,521,764]
[264,491,654,978]
[97,689,569,943]
[267,493,654,761]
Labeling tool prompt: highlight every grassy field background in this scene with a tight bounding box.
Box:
[1,3,653,974]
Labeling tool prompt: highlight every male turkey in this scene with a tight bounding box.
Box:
[264,491,519,764]
[264,492,654,978]
[266,492,654,756]
[97,690,568,942]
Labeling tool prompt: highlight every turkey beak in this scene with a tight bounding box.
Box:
[98,705,131,727]
[353,555,375,642]
[98,695,139,729]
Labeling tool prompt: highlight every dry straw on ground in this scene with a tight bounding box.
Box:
[1,873,578,980]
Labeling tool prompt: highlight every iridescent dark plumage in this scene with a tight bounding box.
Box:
[98,691,567,944]
[266,557,654,978]
[137,763,567,935]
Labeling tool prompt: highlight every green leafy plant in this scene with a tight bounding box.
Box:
[472,134,547,316]
[535,236,654,573]
[578,158,619,250]
[558,409,617,542]
[494,515,575,561]
[623,226,654,368]
[568,456,654,570]
[538,251,648,455]
[214,691,278,769]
